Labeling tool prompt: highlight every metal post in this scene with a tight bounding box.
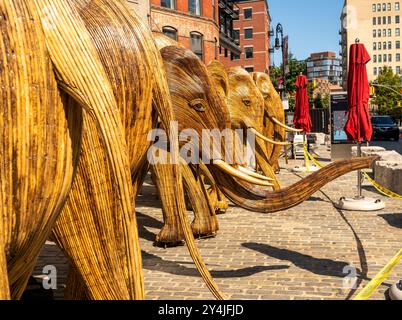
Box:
[357,141,363,198]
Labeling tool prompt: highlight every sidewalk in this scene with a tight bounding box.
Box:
[32,145,402,300]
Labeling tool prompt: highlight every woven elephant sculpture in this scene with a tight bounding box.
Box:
[1,0,222,300]
[136,45,376,248]
[252,72,303,173]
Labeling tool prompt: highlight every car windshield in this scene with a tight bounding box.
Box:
[371,117,395,125]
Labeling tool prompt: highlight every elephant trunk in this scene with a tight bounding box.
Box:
[211,157,377,213]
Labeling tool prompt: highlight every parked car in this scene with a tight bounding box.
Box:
[371,116,400,141]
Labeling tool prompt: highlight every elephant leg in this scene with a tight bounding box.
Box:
[151,154,185,245]
[181,164,219,239]
[64,266,89,300]
[52,113,141,300]
[0,243,10,299]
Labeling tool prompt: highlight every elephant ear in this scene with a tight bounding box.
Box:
[207,60,229,98]
[252,72,274,101]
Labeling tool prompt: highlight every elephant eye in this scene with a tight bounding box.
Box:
[242,98,251,107]
[189,99,206,112]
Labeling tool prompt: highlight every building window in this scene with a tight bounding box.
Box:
[374,54,377,63]
[383,29,387,36]
[378,42,382,49]
[384,54,387,62]
[397,66,401,74]
[244,28,253,39]
[384,16,387,24]
[245,66,254,73]
[397,53,401,61]
[389,41,392,49]
[374,67,378,75]
[244,46,253,59]
[379,67,382,73]
[388,28,392,36]
[383,3,387,11]
[374,42,377,50]
[379,54,382,62]
[373,17,377,25]
[389,54,392,61]
[162,26,178,41]
[383,41,387,49]
[244,8,252,20]
[397,40,401,48]
[373,29,377,37]
[378,17,382,25]
[396,15,400,23]
[378,28,381,37]
[388,3,392,10]
[389,16,392,23]
[373,4,377,11]
[161,0,175,9]
[188,0,201,15]
[378,4,381,11]
[231,52,240,61]
[397,2,400,11]
[397,27,401,35]
[190,32,203,60]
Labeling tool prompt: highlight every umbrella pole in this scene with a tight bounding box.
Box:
[357,141,363,199]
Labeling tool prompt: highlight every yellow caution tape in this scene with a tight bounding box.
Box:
[298,143,402,199]
[354,248,402,300]
[362,172,402,199]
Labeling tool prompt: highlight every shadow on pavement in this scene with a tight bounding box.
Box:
[378,213,402,229]
[142,250,289,278]
[242,242,360,278]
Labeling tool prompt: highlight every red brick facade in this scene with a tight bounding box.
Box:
[220,0,271,73]
[150,0,220,64]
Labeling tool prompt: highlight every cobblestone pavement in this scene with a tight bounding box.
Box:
[32,145,402,300]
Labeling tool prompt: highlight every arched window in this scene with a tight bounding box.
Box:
[190,32,203,61]
[162,26,178,41]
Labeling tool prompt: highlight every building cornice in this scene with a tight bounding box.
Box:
[151,5,219,29]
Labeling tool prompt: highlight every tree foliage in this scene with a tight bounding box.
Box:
[269,52,307,110]
[372,66,402,115]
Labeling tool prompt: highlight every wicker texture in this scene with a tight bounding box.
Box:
[0,0,83,299]
[253,72,286,172]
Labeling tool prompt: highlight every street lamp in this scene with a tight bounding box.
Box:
[274,23,287,99]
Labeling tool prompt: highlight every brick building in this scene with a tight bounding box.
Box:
[220,0,271,73]
[127,0,150,24]
[150,0,240,64]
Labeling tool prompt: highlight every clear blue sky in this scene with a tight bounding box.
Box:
[269,0,344,65]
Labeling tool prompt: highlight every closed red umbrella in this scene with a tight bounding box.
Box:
[335,41,385,210]
[294,74,311,133]
[344,43,372,142]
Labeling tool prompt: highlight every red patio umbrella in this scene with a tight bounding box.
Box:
[344,42,373,142]
[294,74,311,133]
[335,40,385,210]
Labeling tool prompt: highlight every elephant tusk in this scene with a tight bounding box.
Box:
[212,160,274,187]
[249,128,290,146]
[237,166,274,181]
[271,117,303,133]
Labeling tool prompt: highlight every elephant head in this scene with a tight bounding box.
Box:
[252,72,302,172]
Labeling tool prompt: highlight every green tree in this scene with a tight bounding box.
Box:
[269,52,308,111]
[372,66,402,115]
